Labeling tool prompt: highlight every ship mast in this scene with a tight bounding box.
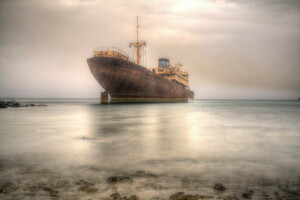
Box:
[129,16,146,65]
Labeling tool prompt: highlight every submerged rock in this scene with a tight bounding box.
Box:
[43,187,59,197]
[78,185,98,193]
[76,179,98,193]
[129,195,139,200]
[149,183,164,190]
[223,196,239,200]
[169,192,198,200]
[196,195,214,199]
[0,100,46,108]
[169,192,214,200]
[6,101,22,107]
[11,102,20,107]
[110,193,122,200]
[213,183,226,192]
[0,101,8,108]
[75,179,94,186]
[6,101,16,105]
[25,184,45,193]
[0,101,7,108]
[133,170,158,178]
[107,176,133,184]
[242,190,254,199]
[109,193,139,200]
[0,182,18,194]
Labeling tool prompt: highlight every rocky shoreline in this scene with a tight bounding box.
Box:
[0,170,299,200]
[0,100,47,108]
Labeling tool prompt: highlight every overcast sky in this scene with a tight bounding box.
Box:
[0,0,299,99]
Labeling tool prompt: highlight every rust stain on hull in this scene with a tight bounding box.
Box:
[87,57,194,103]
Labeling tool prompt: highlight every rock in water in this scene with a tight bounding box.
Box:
[106,176,133,184]
[75,179,98,193]
[11,102,20,107]
[109,193,139,200]
[170,192,185,200]
[169,192,198,200]
[78,185,98,193]
[0,105,7,108]
[241,190,254,199]
[75,179,94,186]
[110,193,122,200]
[129,195,139,200]
[134,170,157,178]
[0,101,8,108]
[149,183,163,190]
[213,183,226,192]
[43,187,59,197]
[0,100,45,108]
[0,182,18,194]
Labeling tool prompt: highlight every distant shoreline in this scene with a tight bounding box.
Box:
[0,97,299,101]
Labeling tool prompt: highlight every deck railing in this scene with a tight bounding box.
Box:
[93,47,130,61]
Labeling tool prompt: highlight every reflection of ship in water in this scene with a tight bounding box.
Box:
[87,17,194,103]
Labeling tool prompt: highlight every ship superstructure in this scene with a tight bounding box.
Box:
[87,17,194,103]
[148,58,189,88]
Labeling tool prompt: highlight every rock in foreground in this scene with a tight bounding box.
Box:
[133,170,158,178]
[43,187,59,197]
[241,190,254,199]
[75,179,98,193]
[213,183,226,192]
[106,176,133,184]
[169,192,198,200]
[110,192,139,200]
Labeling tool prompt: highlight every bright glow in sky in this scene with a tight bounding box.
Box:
[171,0,215,12]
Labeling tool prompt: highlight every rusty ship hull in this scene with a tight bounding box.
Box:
[87,56,194,103]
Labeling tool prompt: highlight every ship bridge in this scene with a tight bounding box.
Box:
[148,58,189,88]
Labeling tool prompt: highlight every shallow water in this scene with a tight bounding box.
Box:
[0,99,300,199]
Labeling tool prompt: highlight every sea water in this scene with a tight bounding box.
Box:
[0,99,299,199]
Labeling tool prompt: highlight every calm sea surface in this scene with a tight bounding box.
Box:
[0,99,300,199]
